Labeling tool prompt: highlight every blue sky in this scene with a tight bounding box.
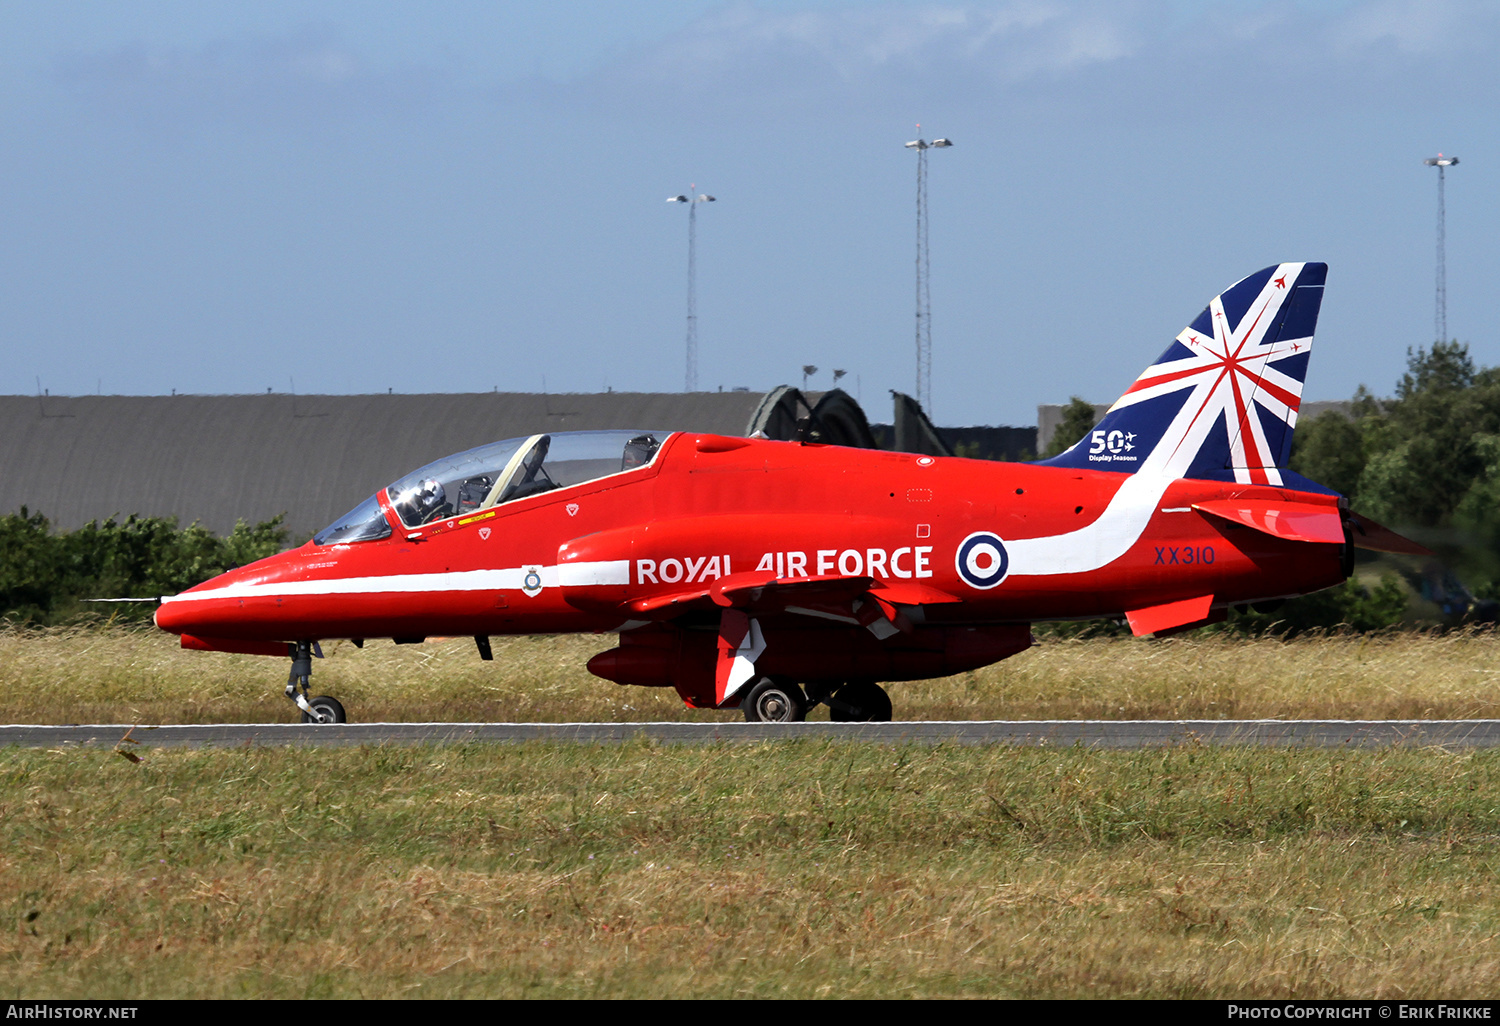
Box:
[1,1,1495,426]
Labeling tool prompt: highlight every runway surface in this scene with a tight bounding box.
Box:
[5,720,1500,749]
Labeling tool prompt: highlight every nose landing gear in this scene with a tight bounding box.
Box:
[285,641,347,724]
[300,695,347,724]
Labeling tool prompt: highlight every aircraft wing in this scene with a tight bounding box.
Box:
[624,572,961,628]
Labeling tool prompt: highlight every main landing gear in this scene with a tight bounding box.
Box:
[743,678,808,722]
[741,678,893,723]
[286,640,347,724]
[827,681,893,723]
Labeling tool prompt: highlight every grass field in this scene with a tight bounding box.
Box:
[4,740,1500,999]
[6,626,1500,998]
[4,624,1500,724]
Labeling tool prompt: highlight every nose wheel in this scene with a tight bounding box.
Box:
[300,695,347,724]
[285,641,347,724]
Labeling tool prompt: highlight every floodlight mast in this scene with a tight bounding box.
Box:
[904,131,952,415]
[1424,154,1458,343]
[667,188,716,391]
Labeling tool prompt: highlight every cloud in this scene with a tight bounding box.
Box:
[43,3,1500,136]
[599,2,1141,89]
[1333,0,1477,54]
[550,1,1500,123]
[51,25,444,135]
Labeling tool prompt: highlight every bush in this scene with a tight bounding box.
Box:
[0,509,288,625]
[1222,576,1409,637]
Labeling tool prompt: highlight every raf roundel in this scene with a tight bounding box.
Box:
[521,565,544,598]
[956,531,1010,590]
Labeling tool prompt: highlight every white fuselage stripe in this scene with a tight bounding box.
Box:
[557,560,631,587]
[1005,472,1172,577]
[160,561,627,603]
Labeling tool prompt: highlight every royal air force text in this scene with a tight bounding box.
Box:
[635,548,935,585]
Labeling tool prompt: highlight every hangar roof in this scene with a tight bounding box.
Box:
[0,392,770,538]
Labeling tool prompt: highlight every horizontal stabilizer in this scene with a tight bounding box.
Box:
[1345,512,1432,556]
[1193,500,1345,545]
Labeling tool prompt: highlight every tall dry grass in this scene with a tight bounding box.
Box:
[3,624,1499,724]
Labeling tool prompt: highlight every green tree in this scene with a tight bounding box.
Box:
[1288,407,1366,498]
[1289,341,1500,610]
[1224,576,1408,637]
[1043,397,1100,458]
[1354,342,1500,527]
[0,508,60,623]
[0,512,287,625]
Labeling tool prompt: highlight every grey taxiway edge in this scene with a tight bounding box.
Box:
[6,720,1500,749]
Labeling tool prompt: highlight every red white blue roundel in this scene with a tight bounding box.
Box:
[956,531,1009,590]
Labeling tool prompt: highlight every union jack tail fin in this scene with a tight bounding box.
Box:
[1038,262,1326,486]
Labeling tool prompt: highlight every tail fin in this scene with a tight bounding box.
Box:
[1039,262,1326,486]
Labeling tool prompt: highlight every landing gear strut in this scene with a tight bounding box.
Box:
[285,640,347,724]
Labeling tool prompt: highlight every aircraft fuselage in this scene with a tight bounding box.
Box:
[156,431,1344,653]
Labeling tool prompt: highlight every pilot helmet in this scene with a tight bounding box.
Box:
[416,478,444,511]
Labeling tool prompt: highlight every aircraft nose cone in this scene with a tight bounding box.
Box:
[153,544,312,638]
[153,598,191,635]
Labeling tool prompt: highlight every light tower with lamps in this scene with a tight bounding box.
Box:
[905,130,951,415]
[1424,154,1458,343]
[667,187,716,391]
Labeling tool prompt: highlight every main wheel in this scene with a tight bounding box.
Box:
[742,678,807,723]
[829,681,892,722]
[301,695,347,724]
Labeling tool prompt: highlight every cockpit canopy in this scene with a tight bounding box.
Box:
[313,429,667,546]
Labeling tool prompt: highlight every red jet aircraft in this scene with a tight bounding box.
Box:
[155,262,1421,723]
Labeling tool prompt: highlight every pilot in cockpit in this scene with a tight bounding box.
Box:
[411,478,452,524]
